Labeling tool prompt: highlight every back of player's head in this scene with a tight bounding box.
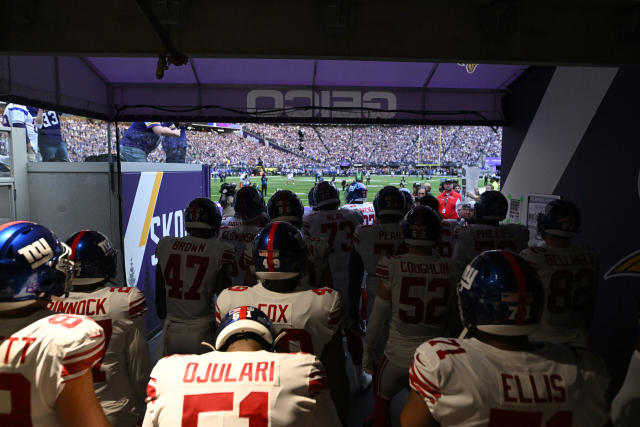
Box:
[307,185,317,209]
[233,186,266,221]
[267,190,304,225]
[402,206,442,246]
[215,306,277,351]
[537,199,581,238]
[314,181,340,209]
[418,193,439,213]
[66,230,117,286]
[253,221,306,280]
[373,186,405,220]
[346,182,368,204]
[399,187,415,214]
[0,221,74,309]
[458,250,543,336]
[185,197,222,235]
[475,191,508,222]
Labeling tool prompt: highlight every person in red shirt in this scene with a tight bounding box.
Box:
[437,178,461,219]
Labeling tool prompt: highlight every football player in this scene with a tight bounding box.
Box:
[343,181,376,225]
[218,186,268,286]
[244,190,332,288]
[155,197,234,355]
[48,230,151,426]
[144,305,340,426]
[520,199,598,347]
[216,222,349,423]
[419,193,458,260]
[304,185,317,217]
[303,181,370,390]
[0,221,109,426]
[451,190,529,273]
[349,186,406,322]
[400,250,610,427]
[399,187,415,214]
[365,207,458,427]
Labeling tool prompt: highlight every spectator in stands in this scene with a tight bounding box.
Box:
[119,122,180,162]
[3,103,39,161]
[162,123,188,163]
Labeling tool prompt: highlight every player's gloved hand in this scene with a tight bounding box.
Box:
[363,348,376,375]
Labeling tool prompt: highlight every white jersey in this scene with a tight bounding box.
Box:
[242,235,332,289]
[342,201,376,225]
[375,254,457,368]
[452,223,529,269]
[221,216,243,227]
[47,286,150,425]
[3,103,38,151]
[303,208,363,301]
[520,245,598,346]
[143,350,340,427]
[0,312,105,426]
[409,338,610,427]
[438,219,462,259]
[216,283,342,355]
[156,235,234,320]
[218,223,262,286]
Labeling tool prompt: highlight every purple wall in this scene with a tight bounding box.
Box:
[502,67,640,392]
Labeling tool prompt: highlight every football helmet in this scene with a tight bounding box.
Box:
[346,182,368,204]
[267,190,304,223]
[402,206,442,246]
[418,193,440,213]
[233,186,266,220]
[0,221,74,306]
[253,221,306,280]
[475,190,508,221]
[307,185,317,209]
[458,250,543,336]
[537,199,581,238]
[314,181,340,208]
[66,230,117,286]
[399,187,415,214]
[185,197,222,233]
[215,306,277,351]
[373,186,405,217]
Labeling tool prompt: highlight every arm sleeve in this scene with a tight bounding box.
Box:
[142,375,159,427]
[307,357,341,426]
[365,294,391,354]
[127,322,153,410]
[55,316,107,385]
[408,343,443,413]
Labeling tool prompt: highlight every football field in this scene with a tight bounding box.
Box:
[211,175,487,206]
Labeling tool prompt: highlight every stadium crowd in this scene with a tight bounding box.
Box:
[55,118,500,168]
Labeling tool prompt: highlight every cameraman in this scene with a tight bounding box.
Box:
[219,182,237,217]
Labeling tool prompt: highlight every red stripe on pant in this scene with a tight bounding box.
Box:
[373,355,391,427]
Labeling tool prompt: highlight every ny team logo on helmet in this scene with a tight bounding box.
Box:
[234,186,266,220]
[66,230,117,286]
[346,182,368,204]
[215,306,277,351]
[475,190,508,221]
[374,186,406,217]
[458,250,544,336]
[402,206,442,246]
[0,221,74,304]
[268,190,304,223]
[253,221,306,280]
[314,181,339,208]
[185,197,222,233]
[537,199,581,238]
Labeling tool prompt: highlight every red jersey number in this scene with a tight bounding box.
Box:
[164,254,210,300]
[182,391,268,427]
[398,278,451,325]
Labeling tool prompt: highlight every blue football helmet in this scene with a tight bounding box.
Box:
[537,199,580,238]
[0,221,74,304]
[66,230,117,286]
[346,182,368,204]
[253,221,306,280]
[233,186,266,220]
[267,190,304,223]
[458,250,544,336]
[307,186,317,209]
[215,306,277,351]
[402,206,442,246]
[314,181,340,208]
[374,186,405,217]
[475,191,508,221]
[185,197,222,234]
[399,187,415,214]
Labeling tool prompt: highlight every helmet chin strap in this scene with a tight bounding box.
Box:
[200,341,216,351]
[272,331,288,350]
[458,327,469,339]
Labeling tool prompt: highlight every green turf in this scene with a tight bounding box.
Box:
[212,175,488,207]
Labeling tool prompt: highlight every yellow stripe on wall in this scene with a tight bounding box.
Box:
[139,172,163,247]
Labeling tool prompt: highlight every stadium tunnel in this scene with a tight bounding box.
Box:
[1,1,639,399]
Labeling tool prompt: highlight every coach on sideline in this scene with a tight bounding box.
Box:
[120,122,181,162]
